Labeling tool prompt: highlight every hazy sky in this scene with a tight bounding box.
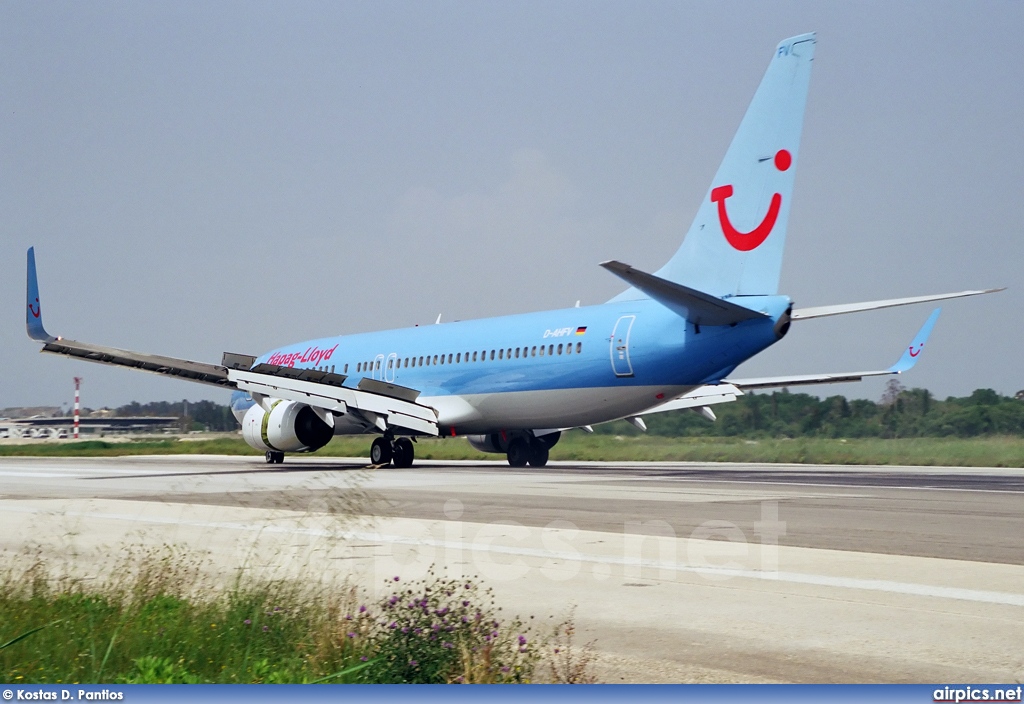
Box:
[2,2,1021,411]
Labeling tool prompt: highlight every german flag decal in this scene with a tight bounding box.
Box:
[575,326,587,336]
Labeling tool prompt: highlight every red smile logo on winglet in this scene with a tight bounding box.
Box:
[908,344,923,358]
[712,149,790,251]
[28,297,40,318]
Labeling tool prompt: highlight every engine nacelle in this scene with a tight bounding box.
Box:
[241,400,333,453]
[466,431,561,454]
[466,433,505,454]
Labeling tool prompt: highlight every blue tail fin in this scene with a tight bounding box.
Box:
[624,33,816,299]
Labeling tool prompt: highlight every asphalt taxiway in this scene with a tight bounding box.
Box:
[2,455,1022,683]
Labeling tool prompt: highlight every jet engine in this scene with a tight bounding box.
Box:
[466,431,561,454]
[241,400,334,453]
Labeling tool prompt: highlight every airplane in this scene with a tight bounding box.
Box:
[25,33,1001,468]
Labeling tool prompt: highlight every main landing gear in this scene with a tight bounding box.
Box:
[265,451,285,464]
[370,436,415,468]
[506,436,550,468]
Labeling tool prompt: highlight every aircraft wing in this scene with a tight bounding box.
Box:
[27,248,234,387]
[635,384,743,416]
[726,308,941,390]
[792,289,1002,321]
[25,247,439,436]
[637,309,941,419]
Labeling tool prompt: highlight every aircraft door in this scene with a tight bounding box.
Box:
[385,353,398,382]
[372,354,385,381]
[610,315,636,378]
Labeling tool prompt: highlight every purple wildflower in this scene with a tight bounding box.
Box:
[501,666,510,673]
[409,660,418,667]
[393,576,400,581]
[243,619,251,625]
[360,656,368,662]
[262,625,269,632]
[518,635,527,645]
[347,632,356,638]
[389,621,397,629]
[359,605,367,613]
[462,600,470,607]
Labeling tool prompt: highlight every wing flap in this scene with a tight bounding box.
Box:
[228,369,439,436]
[636,384,743,416]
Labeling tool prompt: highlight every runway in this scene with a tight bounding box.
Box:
[2,455,1023,683]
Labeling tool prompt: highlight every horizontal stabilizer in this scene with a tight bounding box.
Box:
[792,289,1002,321]
[727,308,941,390]
[601,261,767,326]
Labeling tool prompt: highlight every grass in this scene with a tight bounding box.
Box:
[3,433,1024,467]
[0,550,554,684]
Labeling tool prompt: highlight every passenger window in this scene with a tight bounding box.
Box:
[506,348,511,359]
[514,348,520,358]
[557,344,563,355]
[356,363,361,372]
[344,364,348,373]
[566,344,572,355]
[456,353,461,363]
[539,345,545,357]
[388,359,393,369]
[498,349,503,359]
[447,354,452,364]
[548,344,554,356]
[576,342,582,353]
[377,360,381,370]
[490,350,495,360]
[419,356,424,366]
[440,354,445,365]
[472,351,478,362]
[531,346,537,357]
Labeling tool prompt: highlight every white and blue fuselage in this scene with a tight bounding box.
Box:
[234,295,790,434]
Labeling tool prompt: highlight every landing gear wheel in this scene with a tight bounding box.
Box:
[265,451,285,464]
[527,442,549,467]
[506,439,530,468]
[392,437,415,468]
[370,437,393,466]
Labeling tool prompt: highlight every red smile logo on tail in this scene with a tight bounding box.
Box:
[712,149,791,251]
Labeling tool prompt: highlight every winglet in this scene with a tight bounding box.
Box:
[889,308,940,373]
[26,247,56,342]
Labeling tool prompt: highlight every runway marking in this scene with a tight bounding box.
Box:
[4,504,1023,608]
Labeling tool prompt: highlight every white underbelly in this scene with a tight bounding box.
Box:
[421,385,694,434]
